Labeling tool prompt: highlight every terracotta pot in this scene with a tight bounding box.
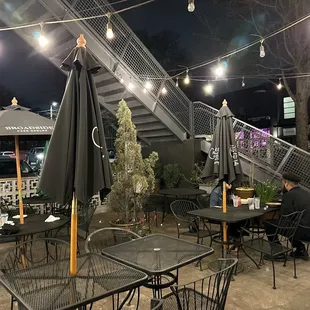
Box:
[235,187,255,199]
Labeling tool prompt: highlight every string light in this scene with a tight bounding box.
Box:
[203,82,214,95]
[176,78,179,87]
[161,87,167,95]
[38,23,48,47]
[188,0,195,12]
[128,78,135,90]
[184,69,190,85]
[277,78,283,90]
[106,14,114,40]
[242,77,245,87]
[144,79,153,90]
[120,76,124,84]
[214,60,225,79]
[260,39,265,58]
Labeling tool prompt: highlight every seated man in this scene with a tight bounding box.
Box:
[210,181,232,207]
[264,172,310,259]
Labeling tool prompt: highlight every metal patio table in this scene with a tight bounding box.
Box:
[0,214,68,242]
[159,188,206,224]
[102,233,214,298]
[188,205,279,272]
[0,253,148,310]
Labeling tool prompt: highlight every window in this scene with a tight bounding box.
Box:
[283,97,295,119]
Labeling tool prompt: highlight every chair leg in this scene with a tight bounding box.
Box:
[240,246,260,270]
[272,260,276,289]
[10,296,14,310]
[293,252,297,279]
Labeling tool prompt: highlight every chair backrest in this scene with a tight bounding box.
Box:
[275,210,305,242]
[77,202,97,235]
[0,238,70,274]
[85,227,141,254]
[170,200,199,224]
[197,195,210,209]
[171,258,238,310]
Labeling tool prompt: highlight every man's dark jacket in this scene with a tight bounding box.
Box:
[280,187,310,227]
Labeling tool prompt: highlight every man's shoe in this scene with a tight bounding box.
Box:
[290,250,309,261]
[263,254,286,262]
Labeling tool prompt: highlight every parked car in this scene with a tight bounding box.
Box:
[0,157,38,179]
[26,147,44,168]
[0,151,15,158]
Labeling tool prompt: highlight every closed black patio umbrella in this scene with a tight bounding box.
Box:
[202,99,242,252]
[39,35,113,275]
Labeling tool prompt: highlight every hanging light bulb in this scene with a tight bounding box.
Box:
[188,0,195,12]
[38,23,48,47]
[161,87,167,95]
[184,69,190,85]
[120,76,124,84]
[144,79,153,90]
[106,14,114,40]
[277,78,283,90]
[176,78,179,87]
[260,39,265,58]
[242,77,245,87]
[143,88,147,93]
[214,59,225,79]
[203,82,214,95]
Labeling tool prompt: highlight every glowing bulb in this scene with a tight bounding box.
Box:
[242,77,245,87]
[214,65,224,78]
[260,43,265,58]
[188,0,195,12]
[203,83,214,95]
[38,34,48,47]
[184,69,190,85]
[106,19,114,40]
[176,78,179,87]
[144,80,152,90]
[161,87,167,95]
[277,79,283,90]
[128,82,135,90]
[120,77,124,84]
[143,88,147,93]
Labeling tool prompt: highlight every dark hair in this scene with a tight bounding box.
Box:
[282,172,300,184]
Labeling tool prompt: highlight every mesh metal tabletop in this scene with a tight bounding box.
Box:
[0,253,148,310]
[0,214,68,238]
[159,188,206,197]
[102,234,214,275]
[188,205,279,223]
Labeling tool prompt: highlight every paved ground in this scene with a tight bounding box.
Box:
[0,211,309,309]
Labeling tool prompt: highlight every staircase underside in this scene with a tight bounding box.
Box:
[0,0,187,145]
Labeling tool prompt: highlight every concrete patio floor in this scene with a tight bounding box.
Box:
[0,211,309,309]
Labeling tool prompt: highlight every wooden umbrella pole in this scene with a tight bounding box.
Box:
[223,181,228,255]
[70,193,78,275]
[14,136,24,224]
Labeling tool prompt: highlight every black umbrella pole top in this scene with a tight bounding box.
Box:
[222,99,228,106]
[77,34,86,48]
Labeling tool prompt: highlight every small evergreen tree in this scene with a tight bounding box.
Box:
[108,100,158,223]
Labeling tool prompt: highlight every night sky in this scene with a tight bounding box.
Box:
[0,0,257,110]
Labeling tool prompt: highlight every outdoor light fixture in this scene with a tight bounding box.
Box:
[38,23,48,47]
[188,0,195,12]
[260,39,265,58]
[128,78,135,90]
[203,83,214,95]
[176,78,179,87]
[50,101,58,120]
[144,79,153,90]
[242,77,245,87]
[106,14,114,40]
[184,69,190,85]
[120,75,124,84]
[214,60,225,79]
[277,78,283,90]
[161,87,167,95]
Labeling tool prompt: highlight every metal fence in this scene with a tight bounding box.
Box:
[61,0,191,133]
[193,101,310,191]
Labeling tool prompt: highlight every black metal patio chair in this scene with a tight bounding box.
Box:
[85,227,141,254]
[240,210,304,289]
[0,238,70,310]
[170,200,219,246]
[159,258,237,310]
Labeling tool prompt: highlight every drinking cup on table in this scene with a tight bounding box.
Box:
[254,198,260,210]
[233,198,238,207]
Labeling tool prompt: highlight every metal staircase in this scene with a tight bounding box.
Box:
[0,0,190,145]
[2,1,310,191]
[194,101,310,192]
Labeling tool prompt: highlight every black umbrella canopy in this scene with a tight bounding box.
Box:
[202,100,242,185]
[39,36,113,205]
[0,98,54,136]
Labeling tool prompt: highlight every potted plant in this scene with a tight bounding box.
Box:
[184,163,217,194]
[162,164,181,188]
[108,100,158,235]
[254,181,278,204]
